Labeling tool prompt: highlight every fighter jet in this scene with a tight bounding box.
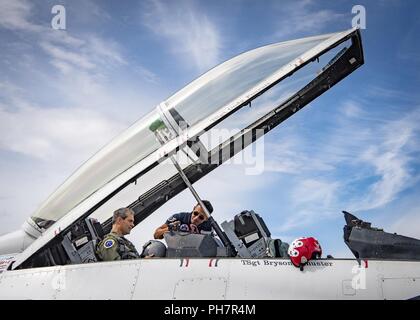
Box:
[1,28,419,300]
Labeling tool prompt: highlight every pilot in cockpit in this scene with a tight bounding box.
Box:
[96,208,140,261]
[153,200,213,240]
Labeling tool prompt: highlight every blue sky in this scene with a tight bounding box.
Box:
[0,0,419,257]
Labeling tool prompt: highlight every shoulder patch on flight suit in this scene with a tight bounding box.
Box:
[104,239,115,249]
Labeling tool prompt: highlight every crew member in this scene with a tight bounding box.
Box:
[153,200,213,239]
[97,207,140,261]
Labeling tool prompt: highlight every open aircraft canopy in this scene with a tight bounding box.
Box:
[12,28,363,270]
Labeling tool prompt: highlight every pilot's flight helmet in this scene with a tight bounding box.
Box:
[288,237,322,271]
[141,240,167,257]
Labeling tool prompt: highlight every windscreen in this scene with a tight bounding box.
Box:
[165,33,333,127]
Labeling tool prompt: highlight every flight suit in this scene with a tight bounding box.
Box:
[96,232,140,261]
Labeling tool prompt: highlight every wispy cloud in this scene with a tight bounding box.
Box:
[197,79,420,234]
[1,1,160,113]
[263,140,336,174]
[272,0,345,39]
[355,111,420,210]
[0,0,156,83]
[341,100,364,118]
[141,0,222,72]
[276,179,341,232]
[0,99,126,163]
[265,96,420,232]
[389,204,420,240]
[0,81,24,98]
[40,42,96,70]
[0,0,39,31]
[367,85,420,102]
[0,0,164,235]
[39,34,127,76]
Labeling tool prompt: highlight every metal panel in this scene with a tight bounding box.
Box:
[381,278,420,300]
[226,259,383,299]
[1,259,420,299]
[342,280,356,296]
[0,267,61,299]
[132,258,230,300]
[173,277,227,300]
[54,260,141,300]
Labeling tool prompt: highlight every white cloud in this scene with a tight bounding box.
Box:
[367,85,410,101]
[276,179,341,232]
[389,207,420,240]
[85,35,126,66]
[0,1,159,115]
[292,179,339,206]
[263,139,336,174]
[39,34,127,77]
[40,42,96,70]
[142,0,221,71]
[355,111,420,211]
[0,0,38,31]
[272,0,345,39]
[341,100,363,118]
[0,0,150,82]
[0,0,164,237]
[263,98,420,232]
[0,0,87,54]
[50,59,73,75]
[0,81,24,97]
[0,100,126,163]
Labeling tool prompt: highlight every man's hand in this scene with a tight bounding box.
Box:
[189,224,199,234]
[168,221,181,231]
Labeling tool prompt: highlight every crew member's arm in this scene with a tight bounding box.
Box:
[154,224,169,239]
[153,221,180,239]
[96,237,121,261]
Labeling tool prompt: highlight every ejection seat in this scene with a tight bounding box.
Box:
[47,218,105,266]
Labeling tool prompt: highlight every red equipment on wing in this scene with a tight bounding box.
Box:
[288,237,322,271]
